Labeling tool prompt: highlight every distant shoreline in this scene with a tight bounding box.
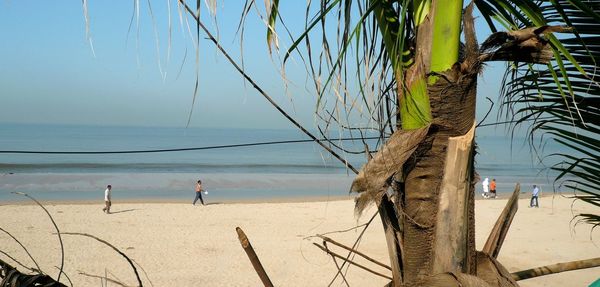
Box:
[1,192,562,206]
[0,194,354,206]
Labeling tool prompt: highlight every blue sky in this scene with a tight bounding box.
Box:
[0,1,507,134]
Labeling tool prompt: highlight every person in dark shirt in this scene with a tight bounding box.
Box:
[193,180,205,206]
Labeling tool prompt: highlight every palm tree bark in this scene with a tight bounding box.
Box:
[401,67,478,283]
[431,123,476,274]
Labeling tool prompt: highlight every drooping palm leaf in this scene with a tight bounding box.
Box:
[489,0,600,224]
[271,0,406,151]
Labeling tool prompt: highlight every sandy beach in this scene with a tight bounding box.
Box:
[0,195,598,286]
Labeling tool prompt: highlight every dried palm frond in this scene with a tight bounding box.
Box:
[351,125,429,216]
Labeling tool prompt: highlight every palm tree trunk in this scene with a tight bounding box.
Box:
[401,72,478,283]
[361,1,552,286]
[400,0,475,284]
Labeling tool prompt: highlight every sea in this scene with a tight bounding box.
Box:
[0,123,567,203]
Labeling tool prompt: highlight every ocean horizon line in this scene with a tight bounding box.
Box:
[0,162,350,174]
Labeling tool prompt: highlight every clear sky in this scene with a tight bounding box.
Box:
[0,1,506,134]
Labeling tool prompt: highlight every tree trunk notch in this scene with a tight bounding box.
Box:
[431,123,476,275]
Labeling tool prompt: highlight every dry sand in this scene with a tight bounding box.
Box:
[0,195,598,286]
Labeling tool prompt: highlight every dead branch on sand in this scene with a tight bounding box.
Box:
[512,257,600,281]
[236,227,274,287]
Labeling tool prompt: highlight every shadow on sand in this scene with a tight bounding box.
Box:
[108,209,136,214]
[195,202,222,206]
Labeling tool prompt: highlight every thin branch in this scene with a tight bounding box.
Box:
[476,97,495,128]
[107,268,127,287]
[0,227,42,274]
[133,259,154,287]
[11,192,65,282]
[304,223,369,240]
[62,233,142,287]
[316,126,368,155]
[78,271,128,287]
[54,266,74,287]
[328,211,378,286]
[0,251,34,273]
[318,109,382,132]
[318,235,391,271]
[476,117,555,128]
[324,242,350,287]
[313,242,392,280]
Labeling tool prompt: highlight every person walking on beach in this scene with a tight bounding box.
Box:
[490,179,497,198]
[482,177,490,198]
[530,185,540,208]
[102,185,112,214]
[193,180,205,206]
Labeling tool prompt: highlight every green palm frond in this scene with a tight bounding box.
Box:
[488,0,600,224]
[265,0,599,225]
[267,0,280,53]
[273,0,408,141]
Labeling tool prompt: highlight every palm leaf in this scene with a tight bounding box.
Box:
[266,0,280,53]
[490,0,600,224]
[274,0,409,145]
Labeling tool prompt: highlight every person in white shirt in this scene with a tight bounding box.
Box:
[529,185,540,208]
[481,178,490,198]
[102,185,112,214]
